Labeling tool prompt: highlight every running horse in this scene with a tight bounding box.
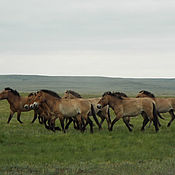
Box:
[136,90,175,127]
[0,87,37,123]
[97,91,159,132]
[27,89,98,133]
[63,90,111,129]
[24,91,61,131]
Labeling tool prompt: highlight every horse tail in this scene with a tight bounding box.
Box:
[91,104,101,129]
[153,103,159,132]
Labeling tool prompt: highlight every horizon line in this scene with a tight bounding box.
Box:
[0,73,175,79]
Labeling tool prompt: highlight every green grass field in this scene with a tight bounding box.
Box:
[0,98,175,175]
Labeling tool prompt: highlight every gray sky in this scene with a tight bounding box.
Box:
[0,0,175,78]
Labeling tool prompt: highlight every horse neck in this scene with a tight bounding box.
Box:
[108,96,121,109]
[67,94,77,99]
[143,95,154,99]
[6,93,21,106]
[44,95,60,110]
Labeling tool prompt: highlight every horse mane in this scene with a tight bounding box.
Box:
[28,92,36,97]
[40,89,61,99]
[139,90,155,98]
[102,91,127,100]
[65,90,82,98]
[5,87,20,97]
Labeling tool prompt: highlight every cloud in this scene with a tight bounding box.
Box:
[0,0,175,77]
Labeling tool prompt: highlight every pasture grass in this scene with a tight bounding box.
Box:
[0,98,175,174]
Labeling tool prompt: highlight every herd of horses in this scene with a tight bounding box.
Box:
[0,87,175,133]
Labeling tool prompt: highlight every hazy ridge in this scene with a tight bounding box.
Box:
[0,75,175,96]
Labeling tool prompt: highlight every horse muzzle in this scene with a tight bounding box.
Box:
[24,104,29,110]
[33,102,39,109]
[97,104,102,109]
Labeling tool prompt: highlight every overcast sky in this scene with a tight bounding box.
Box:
[0,0,175,78]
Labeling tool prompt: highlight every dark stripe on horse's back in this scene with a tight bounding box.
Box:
[102,91,127,99]
[139,90,155,98]
[65,90,82,98]
[40,89,61,99]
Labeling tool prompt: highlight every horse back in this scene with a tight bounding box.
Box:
[155,98,173,112]
[59,98,91,117]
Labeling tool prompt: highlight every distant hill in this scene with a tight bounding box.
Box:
[0,75,175,96]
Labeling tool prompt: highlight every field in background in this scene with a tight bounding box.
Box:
[1,95,175,175]
[0,75,175,96]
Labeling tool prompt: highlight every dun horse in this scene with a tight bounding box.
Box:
[27,90,98,133]
[97,91,159,132]
[0,87,37,124]
[63,90,111,129]
[136,90,175,127]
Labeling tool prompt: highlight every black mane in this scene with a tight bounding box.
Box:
[139,90,155,98]
[65,90,82,98]
[102,91,127,99]
[40,89,61,99]
[5,87,20,97]
[28,92,36,97]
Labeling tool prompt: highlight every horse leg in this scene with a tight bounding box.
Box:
[123,117,132,132]
[86,117,94,133]
[17,111,23,124]
[59,118,65,133]
[7,111,15,124]
[44,119,51,130]
[76,114,84,132]
[98,109,111,130]
[109,110,122,131]
[141,112,150,131]
[97,111,106,128]
[31,110,38,123]
[91,104,101,130]
[145,104,159,132]
[49,118,61,131]
[38,115,44,124]
[124,117,134,128]
[167,109,175,127]
[110,118,119,131]
[73,118,80,130]
[141,117,150,131]
[65,118,73,130]
[147,121,152,128]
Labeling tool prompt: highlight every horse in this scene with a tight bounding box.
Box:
[24,91,62,131]
[27,89,98,133]
[62,90,111,129]
[136,90,175,127]
[0,87,37,124]
[97,91,159,132]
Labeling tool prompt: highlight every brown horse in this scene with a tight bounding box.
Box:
[0,87,37,124]
[97,91,159,132]
[136,90,175,127]
[63,90,111,129]
[24,92,61,131]
[28,90,98,133]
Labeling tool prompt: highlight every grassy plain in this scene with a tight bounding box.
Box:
[0,96,175,175]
